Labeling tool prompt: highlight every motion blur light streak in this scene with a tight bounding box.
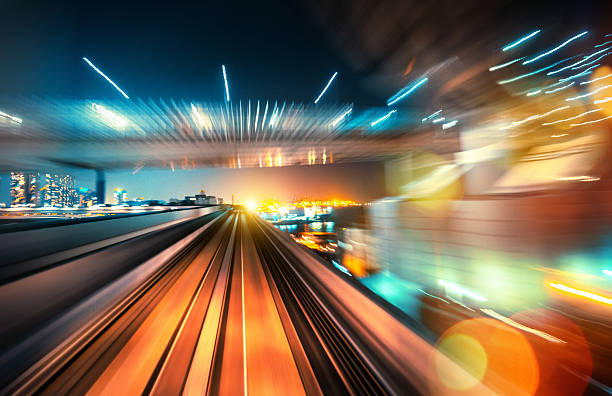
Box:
[557,175,600,181]
[422,109,443,122]
[370,110,397,126]
[594,97,612,104]
[432,117,446,123]
[569,114,612,126]
[549,282,612,304]
[0,110,22,124]
[330,106,352,127]
[497,56,575,84]
[91,103,128,130]
[481,309,565,343]
[313,71,338,104]
[418,289,450,304]
[502,30,541,51]
[566,84,612,101]
[594,41,612,48]
[603,269,612,277]
[82,57,130,99]
[583,63,602,73]
[442,120,458,129]
[489,57,525,71]
[386,77,428,106]
[526,89,541,96]
[438,279,487,302]
[545,82,574,94]
[542,109,601,125]
[502,105,570,129]
[522,31,588,65]
[559,70,593,82]
[580,72,612,85]
[222,65,230,102]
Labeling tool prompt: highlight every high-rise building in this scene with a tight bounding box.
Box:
[10,172,39,206]
[10,171,77,207]
[40,173,77,207]
[77,187,98,207]
[113,188,127,204]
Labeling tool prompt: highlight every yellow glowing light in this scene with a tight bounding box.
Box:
[435,334,488,390]
[549,282,612,305]
[246,201,257,211]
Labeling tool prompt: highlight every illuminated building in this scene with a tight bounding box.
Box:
[40,173,77,207]
[10,172,77,207]
[10,172,38,206]
[113,188,127,204]
[77,187,98,207]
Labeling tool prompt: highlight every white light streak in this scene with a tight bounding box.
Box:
[438,279,487,302]
[503,30,541,51]
[0,110,22,125]
[569,114,612,127]
[594,97,612,104]
[545,82,574,94]
[526,89,541,96]
[442,120,458,129]
[314,72,338,104]
[489,57,525,71]
[82,57,129,99]
[498,57,573,84]
[254,100,260,133]
[371,109,397,127]
[330,107,353,127]
[501,105,570,129]
[523,31,588,65]
[222,65,230,102]
[421,109,443,122]
[566,84,612,101]
[580,73,612,85]
[542,109,601,125]
[91,103,128,129]
[387,77,428,106]
[432,117,445,123]
[481,309,565,343]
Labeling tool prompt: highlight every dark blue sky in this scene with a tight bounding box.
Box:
[0,0,380,104]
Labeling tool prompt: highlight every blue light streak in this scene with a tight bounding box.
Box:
[489,57,525,71]
[371,109,397,127]
[545,82,574,94]
[222,65,230,102]
[421,109,442,122]
[559,70,593,82]
[498,56,574,85]
[503,30,541,51]
[595,41,612,48]
[314,72,338,104]
[82,57,129,99]
[523,31,588,65]
[572,53,610,70]
[387,77,428,106]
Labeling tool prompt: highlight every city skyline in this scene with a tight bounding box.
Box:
[0,162,386,206]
